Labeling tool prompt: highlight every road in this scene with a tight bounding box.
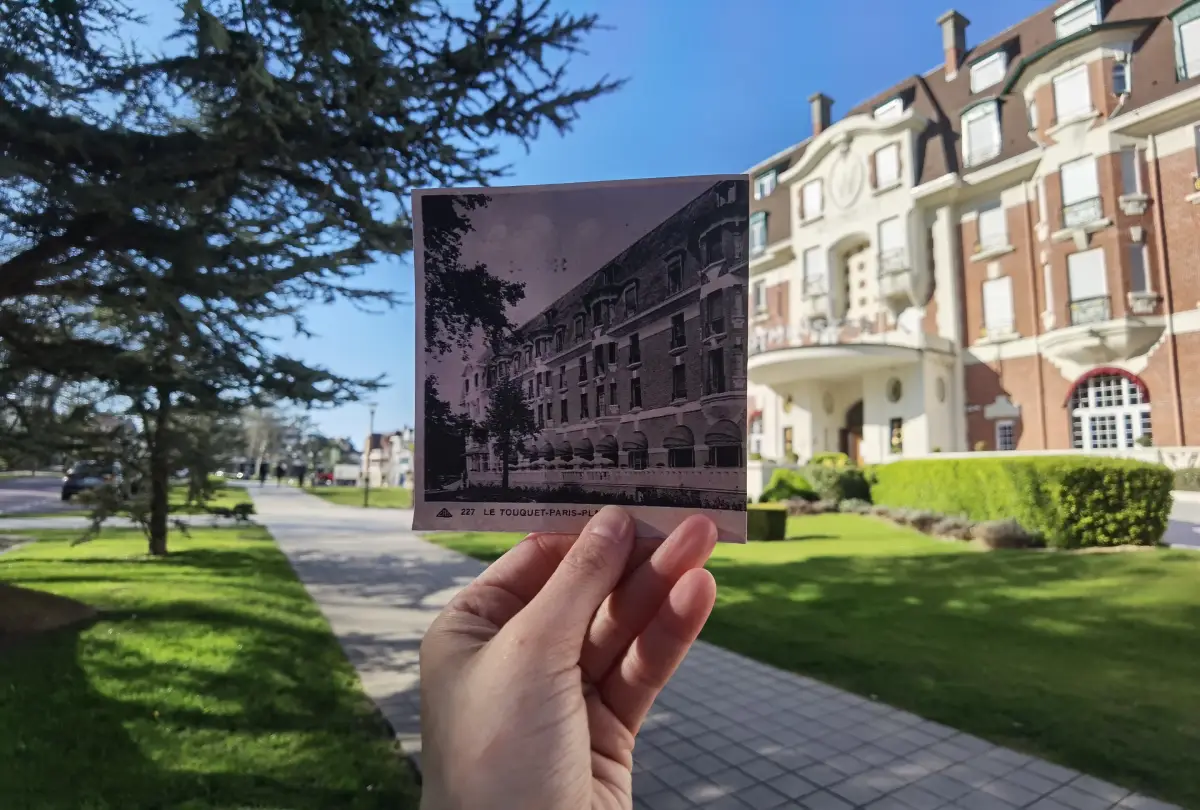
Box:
[0,474,75,516]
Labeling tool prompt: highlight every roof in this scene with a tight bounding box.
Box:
[751,0,1194,221]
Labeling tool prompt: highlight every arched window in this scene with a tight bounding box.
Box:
[1067,371,1151,450]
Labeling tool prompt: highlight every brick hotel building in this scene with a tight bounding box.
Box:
[747,0,1200,466]
[457,179,749,503]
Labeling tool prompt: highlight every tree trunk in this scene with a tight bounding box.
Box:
[501,445,510,491]
[147,389,173,556]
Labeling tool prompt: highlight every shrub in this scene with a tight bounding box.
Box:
[869,503,894,519]
[872,456,1173,548]
[811,452,851,468]
[1175,469,1200,492]
[759,468,818,503]
[907,511,940,534]
[816,498,840,514]
[971,519,1034,550]
[932,517,974,541]
[839,498,872,514]
[747,504,787,541]
[748,452,763,461]
[806,465,871,503]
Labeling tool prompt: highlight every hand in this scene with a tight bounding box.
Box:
[419,505,719,810]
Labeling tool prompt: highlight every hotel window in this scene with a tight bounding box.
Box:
[670,312,686,349]
[874,97,904,122]
[554,327,565,352]
[962,102,1001,167]
[878,216,905,271]
[608,343,616,365]
[750,212,768,255]
[1120,147,1142,196]
[596,384,606,413]
[580,392,589,420]
[1178,5,1200,80]
[705,289,725,337]
[666,256,683,295]
[1055,0,1100,39]
[623,284,638,316]
[701,227,725,266]
[526,379,533,397]
[629,332,641,364]
[594,344,606,375]
[671,364,687,401]
[802,246,827,295]
[537,403,544,427]
[560,398,568,423]
[1070,373,1151,450]
[753,170,777,200]
[1129,244,1150,294]
[1112,61,1130,95]
[578,356,587,382]
[970,51,1008,93]
[1060,156,1101,227]
[558,365,565,389]
[982,276,1014,336]
[1067,248,1110,325]
[706,348,726,396]
[573,314,585,342]
[609,381,617,412]
[630,376,642,410]
[535,374,542,396]
[1052,65,1092,122]
[591,300,606,328]
[749,416,763,456]
[995,419,1016,452]
[801,180,823,221]
[874,143,900,188]
[977,200,1008,252]
[752,281,766,314]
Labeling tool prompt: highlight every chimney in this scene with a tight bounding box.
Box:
[809,92,833,137]
[937,10,970,80]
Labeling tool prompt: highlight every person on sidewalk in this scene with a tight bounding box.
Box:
[419,505,718,810]
[274,462,286,487]
[258,462,269,488]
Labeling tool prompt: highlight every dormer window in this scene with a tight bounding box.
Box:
[873,98,904,122]
[750,212,768,256]
[970,52,1008,93]
[962,101,1002,168]
[1054,0,1100,39]
[1174,2,1200,80]
[753,170,777,200]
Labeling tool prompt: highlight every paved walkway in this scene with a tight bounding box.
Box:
[248,486,1180,810]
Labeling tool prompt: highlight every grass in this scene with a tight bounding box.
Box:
[0,481,252,521]
[305,486,412,509]
[0,525,420,809]
[426,513,1200,806]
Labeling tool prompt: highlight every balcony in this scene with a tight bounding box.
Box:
[704,317,726,339]
[1069,295,1110,326]
[1062,196,1103,229]
[878,248,908,274]
[597,403,621,424]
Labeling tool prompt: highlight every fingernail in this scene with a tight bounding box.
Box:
[588,505,632,542]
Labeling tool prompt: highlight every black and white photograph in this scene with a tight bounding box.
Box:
[414,176,750,541]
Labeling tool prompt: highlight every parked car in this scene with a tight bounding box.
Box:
[61,461,123,501]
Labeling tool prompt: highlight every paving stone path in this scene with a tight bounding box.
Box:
[248,485,1180,810]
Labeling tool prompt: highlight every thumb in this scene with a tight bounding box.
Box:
[510,505,635,649]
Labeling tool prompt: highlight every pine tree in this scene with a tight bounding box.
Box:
[0,0,619,552]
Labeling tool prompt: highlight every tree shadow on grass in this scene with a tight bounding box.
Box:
[0,539,421,809]
[703,548,1200,807]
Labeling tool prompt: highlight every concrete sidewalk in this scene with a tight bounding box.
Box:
[249,485,1180,810]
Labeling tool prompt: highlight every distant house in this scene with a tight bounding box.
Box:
[362,427,414,488]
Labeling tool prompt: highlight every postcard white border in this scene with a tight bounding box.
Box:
[413,175,749,543]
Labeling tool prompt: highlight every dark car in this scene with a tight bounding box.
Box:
[61,461,123,501]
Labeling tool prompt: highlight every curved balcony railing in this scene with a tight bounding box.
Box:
[1062,196,1103,229]
[1069,295,1111,326]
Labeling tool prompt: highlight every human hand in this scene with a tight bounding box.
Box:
[418,505,719,810]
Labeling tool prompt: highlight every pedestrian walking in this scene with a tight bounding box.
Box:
[258,462,269,487]
[275,462,286,487]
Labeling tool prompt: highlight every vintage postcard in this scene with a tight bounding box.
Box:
[413,176,749,542]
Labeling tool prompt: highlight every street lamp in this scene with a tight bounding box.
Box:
[364,401,377,507]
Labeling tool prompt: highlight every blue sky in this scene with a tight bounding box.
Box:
[135,0,1052,441]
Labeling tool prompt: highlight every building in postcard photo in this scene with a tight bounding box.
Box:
[421,177,749,510]
[745,0,1200,472]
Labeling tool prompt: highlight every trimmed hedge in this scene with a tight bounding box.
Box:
[871,456,1174,549]
[759,469,818,503]
[805,465,871,503]
[811,452,851,468]
[747,504,788,541]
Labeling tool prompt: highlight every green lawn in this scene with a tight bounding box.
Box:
[426,514,1200,806]
[305,486,412,509]
[0,526,420,809]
